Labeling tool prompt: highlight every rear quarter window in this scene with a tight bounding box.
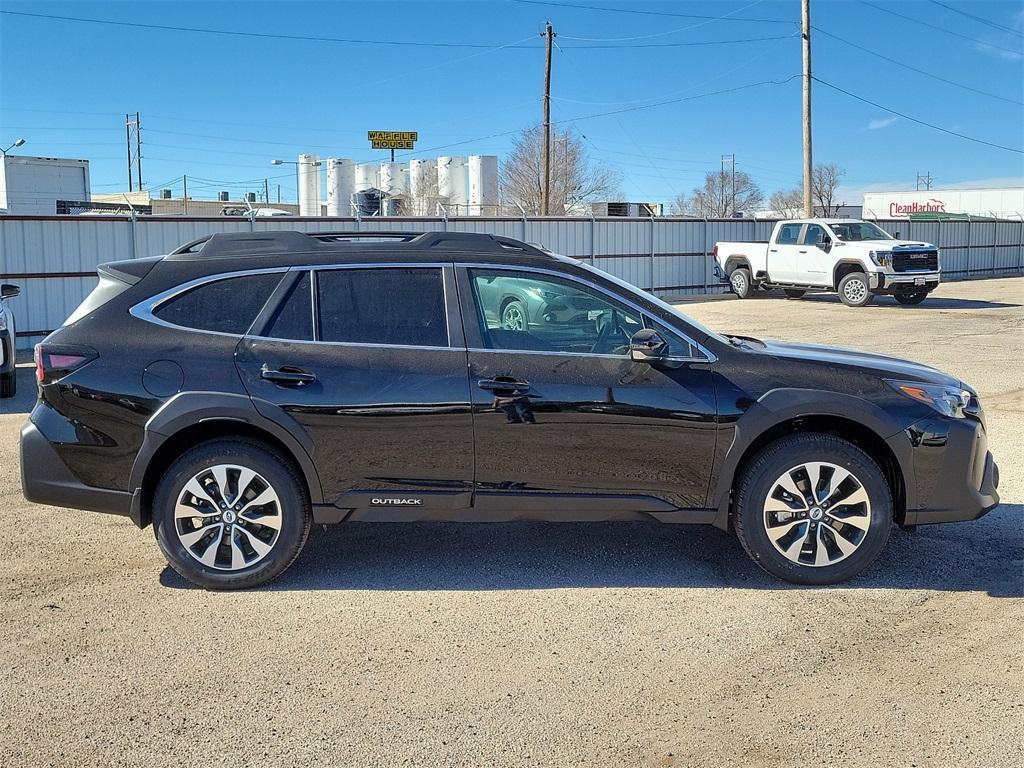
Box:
[153,272,282,334]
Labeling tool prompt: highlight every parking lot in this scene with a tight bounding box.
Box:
[1,277,1021,767]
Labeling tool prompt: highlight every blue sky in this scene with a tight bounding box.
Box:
[2,0,1022,207]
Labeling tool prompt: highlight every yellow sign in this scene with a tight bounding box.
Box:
[368,131,418,150]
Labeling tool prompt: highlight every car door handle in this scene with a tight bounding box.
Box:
[798,249,807,253]
[478,377,531,394]
[260,364,316,386]
[769,248,778,253]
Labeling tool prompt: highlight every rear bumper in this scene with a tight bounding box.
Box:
[20,419,138,521]
[901,415,1000,525]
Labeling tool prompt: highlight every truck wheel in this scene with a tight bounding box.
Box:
[783,289,806,299]
[729,267,752,299]
[0,369,14,398]
[733,433,892,585]
[153,438,312,590]
[894,292,928,305]
[837,272,874,307]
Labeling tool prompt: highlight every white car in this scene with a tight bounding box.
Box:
[1,282,21,397]
[714,218,941,307]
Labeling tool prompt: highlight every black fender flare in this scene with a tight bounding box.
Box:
[723,256,751,275]
[710,388,915,529]
[128,391,323,504]
[832,259,870,288]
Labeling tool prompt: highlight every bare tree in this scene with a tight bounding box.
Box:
[499,126,620,215]
[810,163,845,216]
[673,170,764,218]
[768,187,804,218]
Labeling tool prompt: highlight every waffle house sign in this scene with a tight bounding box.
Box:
[368,131,418,150]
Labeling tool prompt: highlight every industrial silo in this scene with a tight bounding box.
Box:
[379,162,409,197]
[409,158,437,216]
[326,158,355,216]
[468,155,499,216]
[437,156,468,215]
[297,153,321,216]
[354,163,378,193]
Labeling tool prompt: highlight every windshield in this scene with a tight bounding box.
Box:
[830,221,894,242]
[576,260,728,345]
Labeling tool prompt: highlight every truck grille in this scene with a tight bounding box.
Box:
[892,250,938,272]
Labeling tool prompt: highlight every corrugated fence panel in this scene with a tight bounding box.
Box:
[2,215,1021,349]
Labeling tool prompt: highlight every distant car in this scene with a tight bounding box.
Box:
[1,282,21,397]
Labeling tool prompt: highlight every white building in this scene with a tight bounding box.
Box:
[0,155,91,215]
[863,187,1024,220]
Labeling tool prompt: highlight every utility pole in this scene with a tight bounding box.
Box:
[125,114,133,192]
[182,175,188,215]
[542,22,555,216]
[134,112,143,190]
[916,171,933,191]
[722,154,736,215]
[264,178,270,205]
[802,0,813,217]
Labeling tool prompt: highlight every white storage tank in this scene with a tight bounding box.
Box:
[409,158,437,215]
[354,163,378,193]
[326,158,355,216]
[379,162,409,198]
[297,153,321,216]
[437,156,468,215]
[468,155,499,216]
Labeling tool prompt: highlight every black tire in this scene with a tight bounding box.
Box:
[783,289,806,299]
[837,272,874,307]
[729,267,753,299]
[733,433,892,585]
[500,298,527,331]
[0,369,14,398]
[153,438,311,590]
[894,291,928,305]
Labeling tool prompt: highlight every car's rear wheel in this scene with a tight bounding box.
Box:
[153,438,311,589]
[733,433,892,585]
[0,369,14,398]
[837,272,874,307]
[783,289,806,299]
[894,291,928,305]
[730,267,753,299]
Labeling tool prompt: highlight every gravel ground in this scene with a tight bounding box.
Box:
[1,277,1021,768]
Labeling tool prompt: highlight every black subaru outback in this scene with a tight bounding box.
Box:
[20,231,999,589]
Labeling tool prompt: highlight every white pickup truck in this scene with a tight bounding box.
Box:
[713,218,941,307]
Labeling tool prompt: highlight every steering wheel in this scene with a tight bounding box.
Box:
[591,310,630,355]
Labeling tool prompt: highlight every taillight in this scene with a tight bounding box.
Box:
[34,343,97,385]
[712,244,719,262]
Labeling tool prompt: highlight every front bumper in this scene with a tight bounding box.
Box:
[899,415,1000,525]
[869,270,941,292]
[20,419,137,520]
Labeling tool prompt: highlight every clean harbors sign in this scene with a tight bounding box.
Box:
[864,188,1024,219]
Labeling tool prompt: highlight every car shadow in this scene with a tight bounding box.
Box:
[159,503,1023,597]
[795,294,1020,310]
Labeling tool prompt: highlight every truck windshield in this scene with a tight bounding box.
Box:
[830,222,894,241]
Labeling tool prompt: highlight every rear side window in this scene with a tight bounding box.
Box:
[264,271,313,341]
[316,267,447,347]
[154,272,282,334]
[776,224,802,244]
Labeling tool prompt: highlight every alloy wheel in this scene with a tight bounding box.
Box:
[762,461,872,567]
[502,302,525,331]
[174,464,283,571]
[842,278,867,304]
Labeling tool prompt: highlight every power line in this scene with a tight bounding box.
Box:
[927,1,1024,38]
[562,34,794,48]
[0,10,545,48]
[813,76,1024,154]
[815,27,1023,106]
[509,0,794,24]
[857,1,1023,56]
[557,0,775,41]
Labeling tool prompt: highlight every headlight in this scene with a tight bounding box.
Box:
[886,379,971,418]
[869,250,891,267]
[526,287,561,301]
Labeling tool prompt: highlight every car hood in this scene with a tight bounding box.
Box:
[754,338,961,387]
[840,238,935,249]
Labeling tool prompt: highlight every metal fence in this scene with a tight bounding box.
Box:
[2,214,1022,349]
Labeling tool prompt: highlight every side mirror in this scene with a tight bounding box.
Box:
[630,328,680,369]
[894,231,901,239]
[0,283,20,299]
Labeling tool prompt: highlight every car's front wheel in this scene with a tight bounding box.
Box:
[837,272,874,307]
[0,369,14,398]
[153,438,311,589]
[733,433,892,585]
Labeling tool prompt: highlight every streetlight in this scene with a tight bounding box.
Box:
[271,158,321,213]
[1,138,26,157]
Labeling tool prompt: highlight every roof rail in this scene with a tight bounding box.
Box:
[166,230,551,260]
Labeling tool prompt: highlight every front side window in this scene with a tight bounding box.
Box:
[317,267,447,347]
[803,224,828,246]
[153,272,282,334]
[468,269,642,355]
